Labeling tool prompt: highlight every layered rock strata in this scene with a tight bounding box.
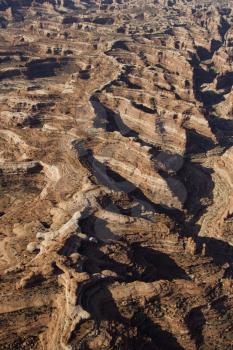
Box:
[0,1,233,349]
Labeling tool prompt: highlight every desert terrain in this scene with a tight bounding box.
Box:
[0,0,233,349]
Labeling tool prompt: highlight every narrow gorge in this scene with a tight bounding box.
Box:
[0,0,233,349]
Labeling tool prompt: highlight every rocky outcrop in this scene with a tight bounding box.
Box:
[0,1,233,350]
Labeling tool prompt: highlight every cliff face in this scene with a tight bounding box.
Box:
[0,1,233,349]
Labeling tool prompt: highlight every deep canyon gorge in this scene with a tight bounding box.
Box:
[0,0,233,349]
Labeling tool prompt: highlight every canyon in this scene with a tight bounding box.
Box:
[0,0,233,349]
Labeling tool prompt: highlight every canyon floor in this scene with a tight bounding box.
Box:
[0,0,233,349]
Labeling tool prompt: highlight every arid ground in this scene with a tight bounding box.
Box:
[0,0,233,349]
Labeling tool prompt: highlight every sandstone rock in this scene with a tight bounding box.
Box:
[0,1,233,350]
[26,242,40,253]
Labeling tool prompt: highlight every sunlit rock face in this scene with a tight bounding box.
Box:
[0,0,233,349]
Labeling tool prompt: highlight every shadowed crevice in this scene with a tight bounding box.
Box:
[185,307,205,348]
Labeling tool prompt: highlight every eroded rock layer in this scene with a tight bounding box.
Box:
[0,0,233,349]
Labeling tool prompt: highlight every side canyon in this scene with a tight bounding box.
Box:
[0,0,233,349]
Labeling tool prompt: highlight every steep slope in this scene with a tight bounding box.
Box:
[0,1,233,349]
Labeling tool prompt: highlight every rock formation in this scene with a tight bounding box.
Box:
[0,0,233,349]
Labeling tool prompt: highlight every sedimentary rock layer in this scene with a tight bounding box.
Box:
[0,0,233,349]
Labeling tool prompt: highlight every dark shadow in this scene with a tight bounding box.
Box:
[120,75,142,89]
[78,218,188,282]
[74,143,185,224]
[79,215,119,243]
[207,115,233,147]
[224,266,233,279]
[27,162,43,174]
[216,71,233,92]
[97,193,156,221]
[185,307,205,348]
[192,63,217,101]
[93,17,114,25]
[0,68,21,80]
[112,40,129,51]
[40,221,51,229]
[58,234,81,256]
[75,239,131,277]
[51,261,64,276]
[132,244,189,282]
[91,98,188,223]
[219,16,230,41]
[210,39,222,53]
[79,69,90,80]
[25,57,69,79]
[211,296,227,316]
[91,96,160,155]
[20,114,43,128]
[63,0,77,10]
[178,160,214,235]
[218,7,231,16]
[91,95,139,137]
[196,46,212,61]
[201,90,225,107]
[62,16,79,24]
[24,273,46,288]
[132,309,185,350]
[152,151,184,174]
[189,44,232,150]
[188,52,223,129]
[25,58,59,79]
[157,170,187,205]
[76,278,184,349]
[185,128,216,155]
[131,101,155,114]
[118,65,142,88]
[197,237,233,267]
[76,278,127,325]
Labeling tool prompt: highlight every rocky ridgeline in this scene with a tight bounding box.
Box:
[0,1,233,349]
